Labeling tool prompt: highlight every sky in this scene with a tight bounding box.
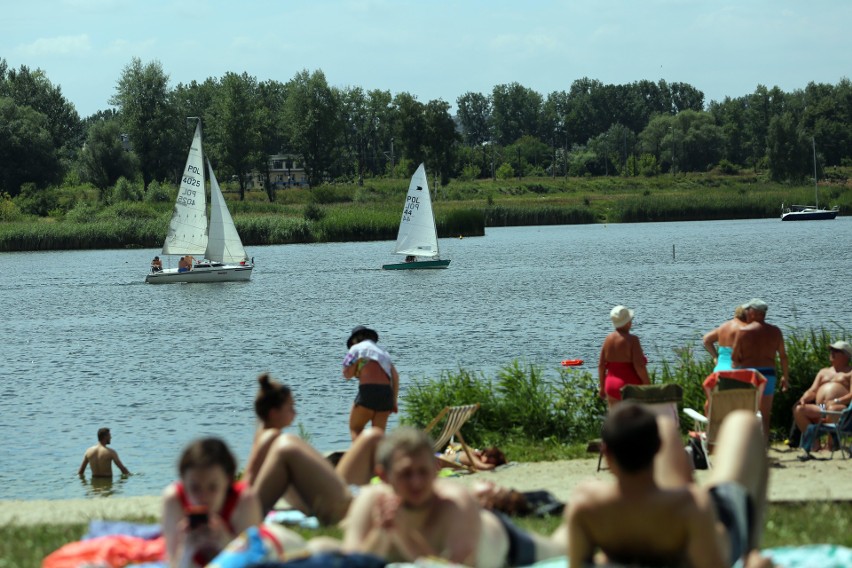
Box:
[3,0,850,118]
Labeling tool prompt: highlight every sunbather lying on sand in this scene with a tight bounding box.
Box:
[342,427,566,567]
[566,403,773,568]
[246,372,383,524]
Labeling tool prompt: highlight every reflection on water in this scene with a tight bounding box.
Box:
[0,219,849,500]
[79,474,131,498]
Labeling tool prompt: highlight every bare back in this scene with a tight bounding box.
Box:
[81,444,123,477]
[717,318,746,347]
[732,322,783,368]
[568,480,724,568]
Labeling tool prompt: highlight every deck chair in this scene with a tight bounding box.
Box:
[597,384,684,471]
[799,402,852,460]
[683,369,766,468]
[424,404,481,472]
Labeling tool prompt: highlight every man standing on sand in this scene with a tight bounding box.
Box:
[731,298,789,440]
[78,427,130,477]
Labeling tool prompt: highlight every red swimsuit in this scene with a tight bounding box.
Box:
[604,361,644,400]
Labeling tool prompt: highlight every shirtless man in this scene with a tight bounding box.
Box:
[731,298,789,440]
[567,403,771,568]
[342,427,564,567]
[793,340,852,435]
[78,427,130,477]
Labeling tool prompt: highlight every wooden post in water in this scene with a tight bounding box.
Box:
[672,244,675,260]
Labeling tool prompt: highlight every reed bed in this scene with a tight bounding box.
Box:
[2,170,849,252]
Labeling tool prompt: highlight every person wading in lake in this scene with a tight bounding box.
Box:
[78,427,130,477]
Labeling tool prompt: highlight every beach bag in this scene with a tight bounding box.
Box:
[688,433,708,470]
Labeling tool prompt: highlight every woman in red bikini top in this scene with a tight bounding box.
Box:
[598,305,650,408]
[161,438,263,567]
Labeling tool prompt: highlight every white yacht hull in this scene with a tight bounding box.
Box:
[145,263,253,284]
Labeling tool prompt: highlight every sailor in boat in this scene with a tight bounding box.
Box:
[178,255,196,273]
[150,256,162,273]
[404,255,416,263]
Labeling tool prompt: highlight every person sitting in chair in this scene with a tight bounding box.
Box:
[793,340,852,445]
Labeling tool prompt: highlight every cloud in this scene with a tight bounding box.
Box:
[16,34,92,57]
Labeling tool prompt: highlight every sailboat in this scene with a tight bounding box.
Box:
[781,137,839,221]
[145,120,253,283]
[382,163,450,270]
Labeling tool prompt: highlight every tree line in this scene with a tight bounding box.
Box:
[1,56,850,205]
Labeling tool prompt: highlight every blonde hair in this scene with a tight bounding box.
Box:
[734,305,747,321]
[377,427,434,471]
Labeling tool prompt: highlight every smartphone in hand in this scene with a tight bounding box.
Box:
[187,505,209,529]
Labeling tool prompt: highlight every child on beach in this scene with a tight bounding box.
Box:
[161,437,264,567]
[246,372,383,524]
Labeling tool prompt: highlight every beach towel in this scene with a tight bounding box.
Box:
[42,534,165,568]
[83,519,161,540]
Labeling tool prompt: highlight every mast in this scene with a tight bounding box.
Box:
[812,136,819,209]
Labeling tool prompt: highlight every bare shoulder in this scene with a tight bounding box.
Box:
[161,481,179,501]
[569,479,614,508]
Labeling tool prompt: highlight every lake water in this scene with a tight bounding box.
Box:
[1,218,848,500]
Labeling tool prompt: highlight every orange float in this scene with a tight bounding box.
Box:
[561,359,584,367]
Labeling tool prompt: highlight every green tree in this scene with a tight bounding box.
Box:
[392,92,426,168]
[491,82,542,145]
[256,79,290,201]
[79,117,138,194]
[423,99,459,184]
[206,72,262,200]
[0,97,60,196]
[0,60,83,158]
[672,110,723,172]
[285,69,341,187]
[456,91,492,145]
[110,58,181,190]
[767,112,810,181]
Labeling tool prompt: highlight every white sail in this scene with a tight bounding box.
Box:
[205,158,247,264]
[393,163,439,257]
[162,122,208,256]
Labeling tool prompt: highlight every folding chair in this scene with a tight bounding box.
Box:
[683,370,766,468]
[800,402,852,460]
[597,384,684,471]
[424,404,481,472]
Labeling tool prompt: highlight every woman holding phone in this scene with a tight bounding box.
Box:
[161,438,264,567]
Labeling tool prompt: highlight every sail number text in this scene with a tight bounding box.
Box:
[402,195,420,222]
[177,187,198,206]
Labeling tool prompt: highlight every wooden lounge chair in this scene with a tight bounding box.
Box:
[683,370,766,468]
[425,404,481,472]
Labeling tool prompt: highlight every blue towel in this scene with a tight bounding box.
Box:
[83,520,161,540]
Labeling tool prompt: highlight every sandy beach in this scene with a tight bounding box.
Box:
[1,445,848,527]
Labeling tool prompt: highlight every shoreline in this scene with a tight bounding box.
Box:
[3,448,849,526]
